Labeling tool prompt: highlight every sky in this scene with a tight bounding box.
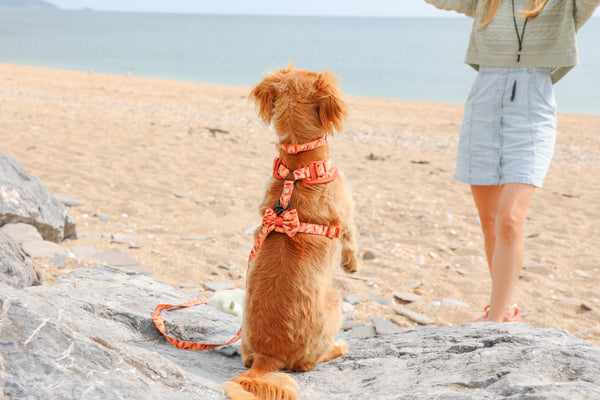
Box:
[47,0,469,17]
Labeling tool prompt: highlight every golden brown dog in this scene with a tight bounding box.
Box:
[221,65,359,400]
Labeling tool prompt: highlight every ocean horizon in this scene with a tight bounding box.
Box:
[0,9,598,115]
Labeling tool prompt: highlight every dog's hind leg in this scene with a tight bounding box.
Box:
[242,341,255,368]
[292,341,348,372]
[318,341,348,364]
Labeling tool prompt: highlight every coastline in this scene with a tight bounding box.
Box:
[2,63,599,344]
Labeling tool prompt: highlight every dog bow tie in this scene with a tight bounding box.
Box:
[262,208,299,237]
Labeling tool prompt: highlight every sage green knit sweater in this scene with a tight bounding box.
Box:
[425,0,600,82]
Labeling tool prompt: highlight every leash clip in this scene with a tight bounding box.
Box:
[272,198,290,216]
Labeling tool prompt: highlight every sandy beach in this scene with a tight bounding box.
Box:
[2,63,599,345]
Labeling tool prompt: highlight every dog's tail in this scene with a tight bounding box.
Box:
[221,355,299,400]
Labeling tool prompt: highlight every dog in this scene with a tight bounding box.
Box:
[221,65,359,400]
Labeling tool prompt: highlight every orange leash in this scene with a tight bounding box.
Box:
[152,300,242,350]
[152,136,340,351]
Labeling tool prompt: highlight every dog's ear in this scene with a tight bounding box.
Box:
[314,70,347,134]
[249,66,291,125]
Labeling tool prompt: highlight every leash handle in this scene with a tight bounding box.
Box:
[152,300,242,350]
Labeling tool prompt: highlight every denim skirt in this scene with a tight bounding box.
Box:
[455,66,557,188]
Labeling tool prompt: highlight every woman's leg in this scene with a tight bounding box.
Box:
[470,185,502,273]
[471,183,535,321]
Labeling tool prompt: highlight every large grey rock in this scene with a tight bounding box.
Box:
[0,231,43,288]
[1,265,599,400]
[0,151,76,242]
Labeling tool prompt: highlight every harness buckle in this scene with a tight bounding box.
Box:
[272,158,290,180]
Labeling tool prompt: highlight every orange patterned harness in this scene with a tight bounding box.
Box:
[153,136,341,350]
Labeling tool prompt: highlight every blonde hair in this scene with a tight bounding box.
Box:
[480,0,549,27]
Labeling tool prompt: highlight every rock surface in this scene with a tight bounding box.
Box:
[1,265,599,399]
[0,151,76,242]
[0,231,43,289]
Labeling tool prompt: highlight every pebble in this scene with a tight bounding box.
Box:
[394,291,422,303]
[442,298,470,308]
[548,282,565,293]
[217,345,240,357]
[342,302,355,315]
[341,320,365,331]
[581,302,593,311]
[1,223,42,243]
[371,317,405,335]
[348,324,376,338]
[343,294,363,305]
[54,194,85,207]
[574,269,589,278]
[181,235,214,241]
[98,215,110,223]
[347,275,379,283]
[368,295,391,306]
[406,280,423,289]
[393,307,436,325]
[430,301,442,308]
[94,248,153,275]
[71,245,97,259]
[50,254,69,268]
[21,240,66,259]
[362,250,376,261]
[111,233,140,245]
[344,311,357,321]
[203,281,235,292]
[218,263,235,271]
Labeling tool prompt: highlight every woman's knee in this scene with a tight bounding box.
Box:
[479,214,496,240]
[496,210,525,243]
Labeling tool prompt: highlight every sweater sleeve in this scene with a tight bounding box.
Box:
[574,0,600,31]
[424,0,478,18]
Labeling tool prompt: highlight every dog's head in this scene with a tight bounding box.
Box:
[249,64,347,143]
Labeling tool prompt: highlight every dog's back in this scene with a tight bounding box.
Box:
[222,65,358,400]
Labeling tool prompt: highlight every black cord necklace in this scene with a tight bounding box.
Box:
[511,0,529,101]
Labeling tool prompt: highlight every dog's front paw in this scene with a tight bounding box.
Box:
[342,252,359,274]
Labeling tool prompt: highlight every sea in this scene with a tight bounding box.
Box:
[0,9,598,115]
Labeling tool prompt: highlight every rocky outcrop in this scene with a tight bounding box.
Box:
[0,230,43,289]
[0,152,76,242]
[1,264,599,400]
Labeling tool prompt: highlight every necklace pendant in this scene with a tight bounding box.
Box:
[511,80,517,102]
